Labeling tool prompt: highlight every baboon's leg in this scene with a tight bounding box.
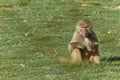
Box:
[88,52,99,63]
[71,48,82,62]
[89,55,94,62]
[93,55,99,64]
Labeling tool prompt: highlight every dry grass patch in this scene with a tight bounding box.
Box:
[0,5,21,10]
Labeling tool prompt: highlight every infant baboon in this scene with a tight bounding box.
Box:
[68,19,99,63]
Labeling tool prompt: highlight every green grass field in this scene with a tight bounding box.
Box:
[0,0,120,80]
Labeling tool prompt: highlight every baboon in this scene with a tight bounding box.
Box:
[68,19,99,63]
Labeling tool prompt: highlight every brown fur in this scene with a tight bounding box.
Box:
[68,19,99,63]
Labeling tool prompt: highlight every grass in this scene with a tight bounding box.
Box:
[0,0,120,80]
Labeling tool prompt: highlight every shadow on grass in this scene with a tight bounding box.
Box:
[101,56,120,62]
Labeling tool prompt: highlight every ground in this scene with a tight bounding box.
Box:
[0,0,120,80]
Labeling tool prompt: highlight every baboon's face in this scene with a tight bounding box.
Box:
[79,26,90,37]
[76,19,92,37]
